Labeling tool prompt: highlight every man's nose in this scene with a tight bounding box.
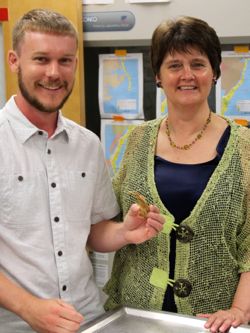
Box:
[46,62,60,78]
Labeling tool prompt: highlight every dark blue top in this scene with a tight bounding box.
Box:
[154,126,230,312]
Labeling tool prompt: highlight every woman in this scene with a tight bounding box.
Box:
[104,16,250,332]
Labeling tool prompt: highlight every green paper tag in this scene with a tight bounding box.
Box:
[149,267,168,289]
[162,215,178,234]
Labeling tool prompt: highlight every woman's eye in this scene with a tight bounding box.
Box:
[192,62,205,68]
[169,63,181,69]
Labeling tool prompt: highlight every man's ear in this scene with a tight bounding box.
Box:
[8,50,20,73]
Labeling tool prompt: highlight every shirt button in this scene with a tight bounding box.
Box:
[81,172,86,178]
[51,183,56,188]
[62,285,67,291]
[18,176,23,181]
[54,216,60,222]
[38,131,43,135]
[176,225,194,243]
[58,251,63,256]
[173,279,192,298]
[47,149,51,154]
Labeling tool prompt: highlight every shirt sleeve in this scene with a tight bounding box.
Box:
[91,142,120,224]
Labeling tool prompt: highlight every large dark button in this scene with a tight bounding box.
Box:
[173,279,192,298]
[38,131,43,135]
[62,285,67,291]
[58,250,63,256]
[54,216,60,223]
[18,176,24,182]
[47,149,51,154]
[81,172,86,178]
[176,225,194,243]
[51,182,56,188]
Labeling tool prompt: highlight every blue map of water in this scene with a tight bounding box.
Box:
[222,58,250,116]
[103,58,139,115]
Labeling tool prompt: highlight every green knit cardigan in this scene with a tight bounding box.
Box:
[104,117,250,315]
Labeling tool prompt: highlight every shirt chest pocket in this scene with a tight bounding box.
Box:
[60,170,96,222]
[0,171,48,227]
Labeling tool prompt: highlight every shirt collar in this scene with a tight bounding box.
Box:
[4,96,70,143]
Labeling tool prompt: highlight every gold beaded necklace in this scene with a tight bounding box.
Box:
[165,111,211,150]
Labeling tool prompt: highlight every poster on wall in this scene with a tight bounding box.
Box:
[125,0,170,3]
[82,0,113,4]
[216,51,250,120]
[101,119,143,176]
[89,251,109,288]
[98,53,143,119]
[156,87,168,118]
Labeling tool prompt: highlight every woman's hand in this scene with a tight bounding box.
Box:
[197,306,247,333]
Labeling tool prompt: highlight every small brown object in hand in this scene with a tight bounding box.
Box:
[130,191,150,218]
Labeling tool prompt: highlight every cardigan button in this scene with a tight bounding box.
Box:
[173,279,192,298]
[176,224,194,243]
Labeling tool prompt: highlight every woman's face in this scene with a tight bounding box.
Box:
[157,47,214,109]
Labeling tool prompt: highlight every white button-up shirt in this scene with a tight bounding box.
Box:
[0,96,120,332]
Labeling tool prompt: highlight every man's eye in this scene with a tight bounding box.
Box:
[34,57,47,63]
[60,58,72,64]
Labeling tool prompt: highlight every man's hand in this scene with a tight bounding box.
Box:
[87,203,165,252]
[21,297,84,333]
[122,203,165,244]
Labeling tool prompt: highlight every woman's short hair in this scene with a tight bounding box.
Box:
[151,16,221,80]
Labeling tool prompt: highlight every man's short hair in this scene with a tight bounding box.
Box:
[12,8,79,53]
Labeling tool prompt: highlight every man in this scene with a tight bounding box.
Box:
[0,9,164,333]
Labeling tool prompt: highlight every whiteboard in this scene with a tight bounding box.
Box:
[83,0,250,46]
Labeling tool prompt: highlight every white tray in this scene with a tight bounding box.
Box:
[81,307,250,332]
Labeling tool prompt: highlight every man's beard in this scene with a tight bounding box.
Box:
[18,69,73,113]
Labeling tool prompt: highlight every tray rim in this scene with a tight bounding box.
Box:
[80,306,250,333]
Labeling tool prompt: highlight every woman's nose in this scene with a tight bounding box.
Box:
[181,66,194,79]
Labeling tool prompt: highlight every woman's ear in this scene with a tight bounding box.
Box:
[8,50,20,73]
[156,75,162,88]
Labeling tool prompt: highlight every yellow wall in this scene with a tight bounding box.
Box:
[0,0,85,125]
